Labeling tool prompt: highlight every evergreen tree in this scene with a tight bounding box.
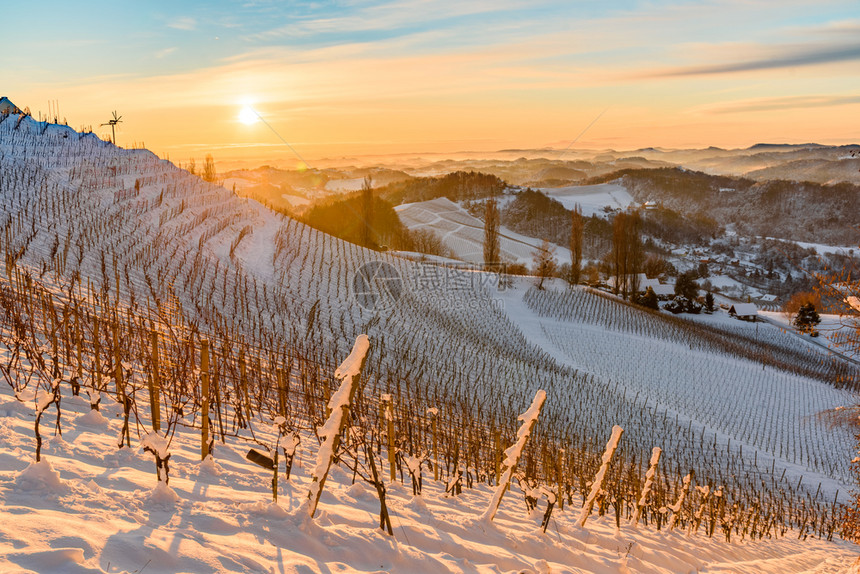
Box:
[794,302,821,333]
[675,270,700,300]
[704,292,715,313]
[636,287,659,310]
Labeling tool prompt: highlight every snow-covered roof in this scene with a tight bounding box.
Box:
[729,303,758,316]
[652,284,675,296]
[759,294,778,302]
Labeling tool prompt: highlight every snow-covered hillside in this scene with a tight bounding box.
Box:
[2,103,860,570]
[1,379,859,574]
[538,183,634,217]
[395,197,571,265]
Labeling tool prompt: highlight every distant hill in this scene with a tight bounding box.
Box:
[589,167,860,246]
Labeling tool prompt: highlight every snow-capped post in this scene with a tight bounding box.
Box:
[201,339,211,460]
[578,425,624,528]
[668,471,693,530]
[692,485,711,533]
[306,334,370,518]
[149,330,161,432]
[633,447,661,527]
[481,389,546,523]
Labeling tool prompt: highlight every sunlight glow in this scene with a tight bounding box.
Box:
[238,106,259,125]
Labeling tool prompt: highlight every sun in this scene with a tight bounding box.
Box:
[238,106,259,125]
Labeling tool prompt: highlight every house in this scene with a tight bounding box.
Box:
[651,284,675,299]
[728,303,758,321]
[758,294,778,303]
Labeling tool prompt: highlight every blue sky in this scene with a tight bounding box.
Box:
[3,0,859,163]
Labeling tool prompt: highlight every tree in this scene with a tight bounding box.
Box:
[202,154,217,183]
[782,290,820,324]
[675,270,699,300]
[570,203,583,285]
[533,240,557,290]
[636,287,659,310]
[793,303,821,334]
[483,198,500,269]
[704,292,715,313]
[361,176,374,249]
[612,211,642,300]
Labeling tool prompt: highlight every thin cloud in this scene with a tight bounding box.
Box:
[155,47,177,59]
[168,17,197,31]
[651,43,860,77]
[696,94,860,115]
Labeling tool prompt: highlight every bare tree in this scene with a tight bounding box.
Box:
[361,176,374,249]
[202,154,217,183]
[569,203,583,285]
[533,240,557,290]
[612,211,642,300]
[483,198,500,269]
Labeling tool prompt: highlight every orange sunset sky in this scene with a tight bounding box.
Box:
[3,1,860,168]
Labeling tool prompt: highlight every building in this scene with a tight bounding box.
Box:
[728,303,758,321]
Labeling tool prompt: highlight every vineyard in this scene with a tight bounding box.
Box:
[1,106,859,566]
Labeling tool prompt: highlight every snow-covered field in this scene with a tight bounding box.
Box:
[395,197,571,265]
[538,183,634,217]
[2,364,859,574]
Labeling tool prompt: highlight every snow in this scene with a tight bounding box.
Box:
[2,382,857,573]
[482,389,546,522]
[500,282,858,500]
[395,197,571,265]
[538,183,635,217]
[308,335,370,513]
[1,104,859,572]
[578,425,624,528]
[14,458,65,492]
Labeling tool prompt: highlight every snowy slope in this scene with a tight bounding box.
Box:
[2,104,860,570]
[1,361,859,574]
[395,197,571,265]
[538,183,634,216]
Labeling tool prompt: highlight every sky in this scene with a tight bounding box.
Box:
[3,0,860,167]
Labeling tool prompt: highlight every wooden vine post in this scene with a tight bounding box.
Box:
[634,447,662,526]
[428,407,439,481]
[481,389,546,523]
[578,425,624,528]
[494,428,501,485]
[201,339,211,460]
[93,319,101,393]
[306,335,370,518]
[382,394,396,481]
[149,330,161,432]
